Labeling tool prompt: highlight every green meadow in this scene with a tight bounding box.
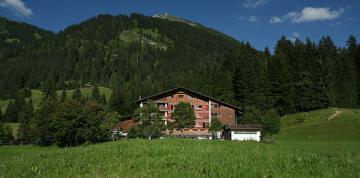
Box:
[1,108,360,177]
[0,87,112,112]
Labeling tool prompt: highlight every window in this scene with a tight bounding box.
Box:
[212,104,221,108]
[211,113,221,117]
[179,95,184,98]
[202,123,205,128]
[197,105,202,109]
[158,103,165,108]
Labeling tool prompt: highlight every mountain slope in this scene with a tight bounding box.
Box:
[0,17,53,58]
[0,13,359,117]
[274,108,360,141]
[0,13,250,111]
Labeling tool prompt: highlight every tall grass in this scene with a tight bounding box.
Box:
[1,139,359,177]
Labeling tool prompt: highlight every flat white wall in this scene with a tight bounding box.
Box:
[231,131,261,142]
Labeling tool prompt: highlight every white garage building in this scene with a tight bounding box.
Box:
[224,124,262,141]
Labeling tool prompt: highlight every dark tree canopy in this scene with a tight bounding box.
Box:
[209,117,223,132]
[132,100,164,139]
[72,88,82,101]
[172,102,196,129]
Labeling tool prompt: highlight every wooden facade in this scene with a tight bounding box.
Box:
[139,90,239,128]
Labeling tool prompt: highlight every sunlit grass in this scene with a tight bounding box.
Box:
[0,139,359,177]
[274,108,360,142]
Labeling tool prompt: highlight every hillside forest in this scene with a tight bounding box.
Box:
[0,13,359,144]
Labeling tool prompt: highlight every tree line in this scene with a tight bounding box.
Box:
[0,85,119,146]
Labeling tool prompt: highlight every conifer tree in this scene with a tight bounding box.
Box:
[318,36,337,106]
[347,35,360,106]
[100,94,107,105]
[33,94,58,145]
[268,37,295,114]
[0,109,3,122]
[4,100,16,122]
[60,89,67,102]
[42,77,57,101]
[72,88,82,101]
[133,100,164,139]
[91,85,101,101]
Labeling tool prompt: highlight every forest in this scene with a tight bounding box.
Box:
[0,13,360,144]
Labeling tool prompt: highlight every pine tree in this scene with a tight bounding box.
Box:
[100,94,107,105]
[318,36,337,106]
[268,37,295,115]
[233,44,271,111]
[347,35,360,106]
[4,100,16,122]
[109,87,132,115]
[33,95,58,145]
[60,89,67,102]
[27,99,34,117]
[72,88,82,101]
[109,89,122,113]
[42,77,57,101]
[51,100,82,147]
[91,85,101,101]
[335,48,357,107]
[0,109,3,122]
[133,100,164,139]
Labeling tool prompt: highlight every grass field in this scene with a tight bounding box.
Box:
[274,108,360,142]
[0,87,112,112]
[0,139,359,177]
[1,108,359,177]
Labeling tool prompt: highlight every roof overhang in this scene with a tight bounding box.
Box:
[224,124,263,131]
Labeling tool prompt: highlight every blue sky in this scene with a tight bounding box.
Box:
[0,0,359,51]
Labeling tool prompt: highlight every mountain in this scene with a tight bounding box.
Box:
[0,13,251,113]
[0,17,53,59]
[153,13,199,27]
[0,13,359,116]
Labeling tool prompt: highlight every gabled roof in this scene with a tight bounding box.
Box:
[136,87,242,112]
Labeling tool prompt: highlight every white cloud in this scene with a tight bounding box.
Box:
[239,15,258,22]
[248,16,257,22]
[286,32,300,42]
[293,32,300,38]
[270,7,344,24]
[286,7,344,23]
[242,0,270,8]
[270,16,282,23]
[0,0,33,17]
